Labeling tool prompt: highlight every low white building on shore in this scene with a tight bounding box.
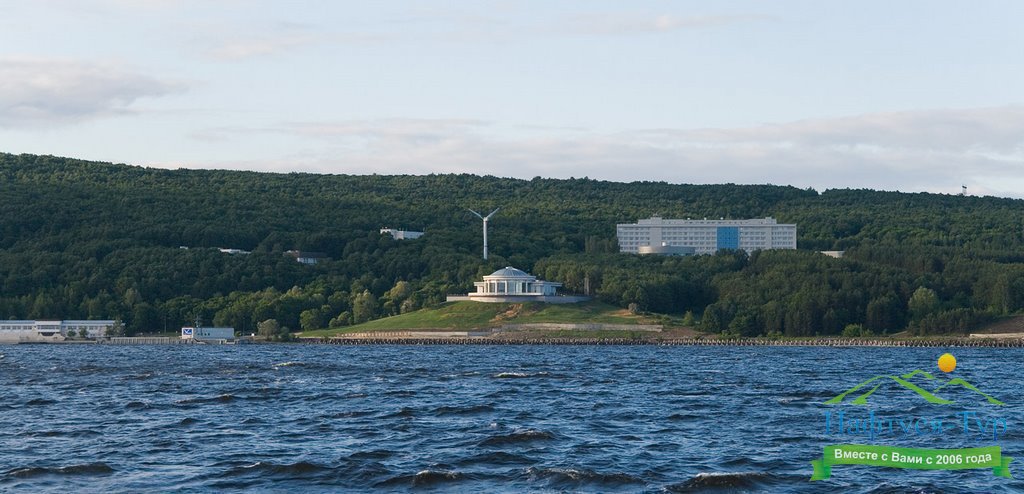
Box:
[0,320,115,343]
[181,327,235,342]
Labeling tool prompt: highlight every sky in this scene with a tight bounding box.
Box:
[1,1,1023,196]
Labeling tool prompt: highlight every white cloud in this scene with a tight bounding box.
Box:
[563,13,773,36]
[0,57,184,127]
[207,33,318,60]
[195,9,774,55]
[186,106,1024,196]
[657,106,1024,154]
[195,19,395,61]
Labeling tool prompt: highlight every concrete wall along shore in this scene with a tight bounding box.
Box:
[105,337,244,345]
[343,331,493,339]
[108,337,185,344]
[303,337,1024,347]
[338,323,663,340]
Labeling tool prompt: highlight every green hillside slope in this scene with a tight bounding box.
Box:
[302,300,653,336]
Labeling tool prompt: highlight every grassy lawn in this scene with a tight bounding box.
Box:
[302,300,660,337]
[513,302,647,325]
[502,330,658,339]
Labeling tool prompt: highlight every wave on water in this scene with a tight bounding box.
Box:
[453,451,534,467]
[382,407,416,418]
[666,412,702,422]
[665,471,775,492]
[653,389,708,397]
[864,481,950,494]
[431,404,495,416]
[25,398,57,406]
[479,429,555,446]
[322,410,374,419]
[493,371,550,378]
[525,466,645,488]
[24,429,102,439]
[346,450,394,461]
[227,461,329,478]
[378,469,465,488]
[176,417,201,427]
[175,394,236,405]
[202,460,339,489]
[272,361,305,369]
[413,469,464,486]
[6,463,115,478]
[125,400,152,410]
[494,371,528,378]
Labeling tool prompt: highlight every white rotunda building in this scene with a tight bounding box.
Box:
[447,267,587,304]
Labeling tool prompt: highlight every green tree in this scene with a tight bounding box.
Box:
[131,303,159,335]
[352,290,378,324]
[257,319,281,339]
[123,287,143,308]
[866,295,903,333]
[329,311,352,328]
[841,324,872,337]
[105,319,126,337]
[299,309,322,331]
[908,287,940,321]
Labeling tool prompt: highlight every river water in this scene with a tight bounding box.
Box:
[1,344,1021,493]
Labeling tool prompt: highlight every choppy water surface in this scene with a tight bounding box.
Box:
[1,345,1021,493]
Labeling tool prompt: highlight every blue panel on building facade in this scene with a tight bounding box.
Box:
[716,227,739,250]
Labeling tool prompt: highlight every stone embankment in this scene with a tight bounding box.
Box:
[107,337,183,345]
[301,337,1024,347]
[339,324,663,339]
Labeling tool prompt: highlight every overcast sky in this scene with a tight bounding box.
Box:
[2,1,1023,196]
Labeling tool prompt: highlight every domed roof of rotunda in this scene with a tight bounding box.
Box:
[487,267,532,278]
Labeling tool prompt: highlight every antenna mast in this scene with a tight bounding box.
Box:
[469,207,500,260]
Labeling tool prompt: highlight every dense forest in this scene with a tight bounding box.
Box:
[3,152,1024,337]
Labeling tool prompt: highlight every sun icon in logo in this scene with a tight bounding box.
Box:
[937,353,957,373]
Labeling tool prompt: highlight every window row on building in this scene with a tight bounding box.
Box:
[616,216,797,255]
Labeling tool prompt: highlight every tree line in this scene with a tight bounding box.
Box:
[3,152,1024,336]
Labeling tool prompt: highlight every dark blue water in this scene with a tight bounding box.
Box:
[0,345,1021,493]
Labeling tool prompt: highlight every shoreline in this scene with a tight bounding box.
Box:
[298,336,1024,347]
[8,336,1023,347]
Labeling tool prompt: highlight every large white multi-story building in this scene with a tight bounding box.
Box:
[617,216,797,255]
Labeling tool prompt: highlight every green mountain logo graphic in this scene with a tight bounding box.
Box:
[825,370,1004,406]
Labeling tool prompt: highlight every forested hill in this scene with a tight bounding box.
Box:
[3,152,1024,337]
